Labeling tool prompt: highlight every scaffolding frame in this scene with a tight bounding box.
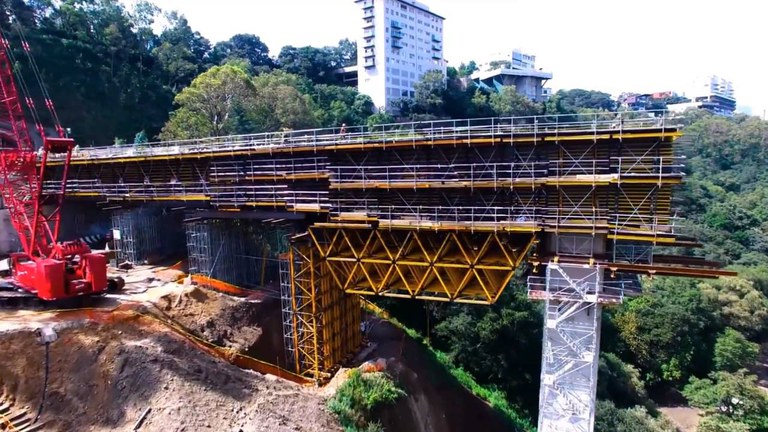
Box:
[51,110,680,163]
[186,218,291,293]
[279,239,361,380]
[527,262,626,432]
[111,207,185,265]
[39,112,732,422]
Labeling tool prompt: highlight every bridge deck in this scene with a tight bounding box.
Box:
[44,112,729,281]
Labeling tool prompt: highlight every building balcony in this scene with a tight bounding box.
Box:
[363,38,375,48]
[363,9,375,18]
[361,1,374,9]
[432,44,441,51]
[391,40,403,49]
[364,29,375,38]
[364,50,375,58]
[391,20,402,29]
[364,58,376,68]
[431,34,441,43]
[363,20,375,29]
[432,53,441,60]
[392,30,404,39]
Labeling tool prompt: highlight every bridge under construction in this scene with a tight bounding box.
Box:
[42,112,731,432]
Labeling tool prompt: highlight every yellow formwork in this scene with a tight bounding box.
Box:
[287,243,361,380]
[308,226,537,305]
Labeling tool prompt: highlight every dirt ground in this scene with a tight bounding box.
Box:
[0,319,340,432]
[658,406,700,432]
[152,286,288,367]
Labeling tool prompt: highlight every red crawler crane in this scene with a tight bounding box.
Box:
[0,28,109,300]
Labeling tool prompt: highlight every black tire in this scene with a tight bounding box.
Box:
[107,277,125,293]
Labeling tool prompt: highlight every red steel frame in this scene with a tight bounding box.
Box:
[0,36,106,300]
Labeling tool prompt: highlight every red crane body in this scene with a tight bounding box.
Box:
[0,36,107,300]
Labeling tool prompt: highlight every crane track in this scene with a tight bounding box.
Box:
[0,290,107,311]
[0,390,48,432]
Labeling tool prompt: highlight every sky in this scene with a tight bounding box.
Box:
[136,0,766,117]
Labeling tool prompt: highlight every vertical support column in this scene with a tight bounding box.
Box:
[279,237,362,381]
[535,262,603,432]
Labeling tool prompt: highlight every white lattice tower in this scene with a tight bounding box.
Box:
[537,262,603,432]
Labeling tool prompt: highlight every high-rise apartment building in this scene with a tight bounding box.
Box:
[355,0,446,111]
[668,75,737,116]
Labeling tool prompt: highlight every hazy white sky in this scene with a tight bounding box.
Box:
[138,0,766,116]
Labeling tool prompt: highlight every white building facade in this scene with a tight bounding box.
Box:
[355,0,446,111]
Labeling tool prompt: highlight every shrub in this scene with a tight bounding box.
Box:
[328,369,405,432]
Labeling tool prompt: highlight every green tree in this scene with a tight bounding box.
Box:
[683,371,768,431]
[250,70,319,131]
[458,60,478,77]
[211,33,274,73]
[133,130,148,145]
[614,277,719,384]
[413,70,446,115]
[311,85,374,127]
[278,45,342,85]
[431,288,543,413]
[700,277,768,338]
[160,64,255,139]
[327,369,405,432]
[153,11,212,90]
[713,328,760,372]
[594,401,675,432]
[597,353,649,408]
[489,86,542,117]
[551,88,616,112]
[366,111,394,127]
[335,38,357,67]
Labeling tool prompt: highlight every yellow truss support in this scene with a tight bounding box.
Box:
[309,227,537,305]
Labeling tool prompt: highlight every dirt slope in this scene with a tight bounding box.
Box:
[363,318,519,432]
[154,287,288,367]
[0,320,340,432]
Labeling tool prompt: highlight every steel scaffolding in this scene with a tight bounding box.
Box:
[527,261,626,432]
[186,218,291,293]
[111,207,184,265]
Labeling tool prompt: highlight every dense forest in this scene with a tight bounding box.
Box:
[3,1,767,431]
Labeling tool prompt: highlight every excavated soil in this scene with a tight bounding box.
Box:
[154,287,288,367]
[0,319,340,432]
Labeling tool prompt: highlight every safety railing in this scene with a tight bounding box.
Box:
[210,157,329,182]
[328,161,549,187]
[527,275,626,304]
[53,110,682,162]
